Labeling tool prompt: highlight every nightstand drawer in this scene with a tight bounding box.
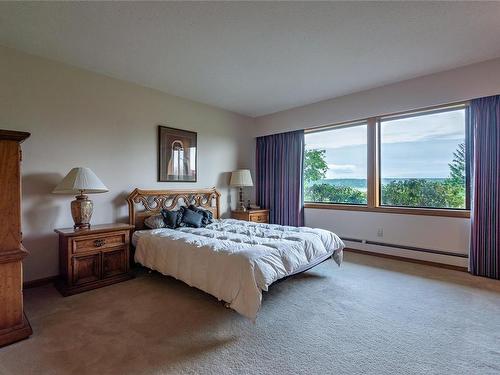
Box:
[72,232,127,254]
[231,209,269,223]
[249,213,268,223]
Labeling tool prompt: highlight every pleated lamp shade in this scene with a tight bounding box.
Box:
[53,167,108,194]
[229,169,253,187]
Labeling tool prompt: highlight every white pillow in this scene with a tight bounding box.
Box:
[144,214,166,229]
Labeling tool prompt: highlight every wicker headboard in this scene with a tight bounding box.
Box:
[127,187,221,231]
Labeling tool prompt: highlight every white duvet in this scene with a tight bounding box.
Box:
[133,219,344,319]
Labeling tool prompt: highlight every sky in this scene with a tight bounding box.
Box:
[305,108,466,179]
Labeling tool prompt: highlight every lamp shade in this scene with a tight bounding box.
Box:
[230,169,253,187]
[52,167,108,194]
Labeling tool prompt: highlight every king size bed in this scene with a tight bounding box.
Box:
[127,188,344,320]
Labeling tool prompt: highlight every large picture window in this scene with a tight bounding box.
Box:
[304,123,367,204]
[379,106,468,209]
[303,103,470,217]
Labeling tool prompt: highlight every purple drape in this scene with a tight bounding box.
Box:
[469,95,500,279]
[256,130,304,226]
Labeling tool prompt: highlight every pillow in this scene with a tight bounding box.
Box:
[144,214,166,229]
[176,206,186,227]
[160,209,179,229]
[187,205,214,226]
[181,208,204,228]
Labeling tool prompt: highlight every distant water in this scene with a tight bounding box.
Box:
[314,178,447,190]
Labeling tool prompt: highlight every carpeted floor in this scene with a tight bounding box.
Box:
[1,252,500,375]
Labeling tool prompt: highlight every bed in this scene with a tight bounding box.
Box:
[127,188,344,319]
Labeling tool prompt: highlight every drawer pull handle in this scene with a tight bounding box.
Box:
[94,239,106,247]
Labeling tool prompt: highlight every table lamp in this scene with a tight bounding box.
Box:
[53,167,109,229]
[230,169,253,211]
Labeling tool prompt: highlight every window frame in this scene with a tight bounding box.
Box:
[304,120,368,206]
[303,102,471,218]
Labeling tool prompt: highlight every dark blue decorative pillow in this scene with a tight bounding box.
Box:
[160,209,179,229]
[181,208,204,228]
[188,205,214,226]
[176,206,186,227]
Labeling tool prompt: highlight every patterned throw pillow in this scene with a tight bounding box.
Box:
[176,206,186,227]
[144,214,166,229]
[187,205,214,226]
[181,208,204,228]
[160,209,179,229]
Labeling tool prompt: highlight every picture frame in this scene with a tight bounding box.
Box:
[158,125,197,182]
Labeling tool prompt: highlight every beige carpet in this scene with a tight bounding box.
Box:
[1,252,500,375]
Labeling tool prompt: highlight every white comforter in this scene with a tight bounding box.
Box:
[133,219,344,319]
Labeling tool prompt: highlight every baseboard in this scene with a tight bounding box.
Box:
[344,247,468,272]
[23,275,58,289]
[341,237,467,258]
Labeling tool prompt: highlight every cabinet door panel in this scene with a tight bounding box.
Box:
[72,253,101,285]
[102,248,127,278]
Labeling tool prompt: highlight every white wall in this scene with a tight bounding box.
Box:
[255,57,500,135]
[255,58,500,267]
[305,210,469,267]
[0,46,255,282]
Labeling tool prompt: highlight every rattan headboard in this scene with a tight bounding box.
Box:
[127,187,221,231]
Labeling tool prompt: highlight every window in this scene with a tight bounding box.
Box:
[303,102,470,217]
[304,122,367,204]
[379,106,468,209]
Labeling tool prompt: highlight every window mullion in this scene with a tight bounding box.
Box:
[367,118,378,208]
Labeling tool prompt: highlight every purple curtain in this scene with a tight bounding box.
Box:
[469,95,500,279]
[256,130,304,226]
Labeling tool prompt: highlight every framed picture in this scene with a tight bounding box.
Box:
[158,126,197,182]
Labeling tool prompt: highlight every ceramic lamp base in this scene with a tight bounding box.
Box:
[71,195,93,229]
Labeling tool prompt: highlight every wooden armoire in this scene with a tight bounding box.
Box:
[0,129,32,347]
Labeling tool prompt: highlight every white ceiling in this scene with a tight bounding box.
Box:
[1,2,500,117]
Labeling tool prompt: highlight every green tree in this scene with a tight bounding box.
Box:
[381,179,464,208]
[303,149,367,204]
[304,149,328,187]
[306,183,366,204]
[449,142,465,185]
[382,143,466,209]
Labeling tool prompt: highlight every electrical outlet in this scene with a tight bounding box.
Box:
[377,228,383,237]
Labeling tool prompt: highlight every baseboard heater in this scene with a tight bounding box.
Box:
[341,237,468,259]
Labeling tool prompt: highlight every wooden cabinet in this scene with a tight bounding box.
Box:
[0,129,32,347]
[231,209,270,224]
[55,224,134,296]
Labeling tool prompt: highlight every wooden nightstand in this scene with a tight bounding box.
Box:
[231,209,270,224]
[54,223,134,296]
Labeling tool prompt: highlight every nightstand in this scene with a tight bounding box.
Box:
[231,209,270,224]
[54,223,134,296]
